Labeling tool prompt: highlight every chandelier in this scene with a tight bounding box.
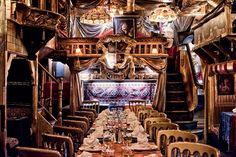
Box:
[80,6,111,24]
[149,3,177,23]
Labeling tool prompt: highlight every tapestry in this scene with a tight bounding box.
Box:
[83,81,156,105]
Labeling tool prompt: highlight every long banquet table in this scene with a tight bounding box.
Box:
[77,108,163,157]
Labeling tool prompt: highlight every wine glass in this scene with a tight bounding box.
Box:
[124,132,132,146]
[103,131,113,149]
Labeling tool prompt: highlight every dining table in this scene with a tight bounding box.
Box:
[77,108,163,157]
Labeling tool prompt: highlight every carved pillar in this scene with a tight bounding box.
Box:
[58,78,63,125]
[30,58,39,147]
[0,1,7,156]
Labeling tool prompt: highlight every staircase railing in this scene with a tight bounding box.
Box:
[181,44,203,89]
[179,44,199,111]
[38,63,63,125]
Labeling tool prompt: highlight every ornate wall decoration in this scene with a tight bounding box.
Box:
[15,3,63,30]
[83,80,156,105]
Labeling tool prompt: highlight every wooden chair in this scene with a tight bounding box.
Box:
[137,110,150,126]
[81,100,100,114]
[149,122,179,142]
[157,130,198,155]
[149,112,167,118]
[128,99,146,114]
[63,119,88,135]
[167,142,220,157]
[41,133,74,157]
[144,117,171,133]
[75,110,95,126]
[66,115,90,128]
[53,125,84,152]
[16,146,62,157]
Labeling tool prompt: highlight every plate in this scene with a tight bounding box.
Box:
[130,143,158,151]
[79,145,103,152]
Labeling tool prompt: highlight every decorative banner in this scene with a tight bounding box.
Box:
[83,81,156,105]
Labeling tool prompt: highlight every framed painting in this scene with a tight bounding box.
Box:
[217,74,234,95]
[113,15,137,38]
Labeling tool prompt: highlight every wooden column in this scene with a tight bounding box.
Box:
[30,58,39,147]
[0,1,7,156]
[58,78,63,125]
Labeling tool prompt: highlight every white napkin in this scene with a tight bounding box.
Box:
[83,136,99,147]
[90,129,103,138]
[137,132,148,144]
[77,151,92,157]
[132,125,145,137]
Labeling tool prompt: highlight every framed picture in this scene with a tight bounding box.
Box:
[217,74,234,95]
[113,15,137,38]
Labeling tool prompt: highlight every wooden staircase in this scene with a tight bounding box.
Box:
[165,58,203,139]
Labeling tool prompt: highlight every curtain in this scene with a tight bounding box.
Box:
[137,58,167,111]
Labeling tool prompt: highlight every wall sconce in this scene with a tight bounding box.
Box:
[152,48,158,54]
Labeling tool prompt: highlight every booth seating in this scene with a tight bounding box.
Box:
[16,146,62,157]
[157,130,198,155]
[167,142,220,157]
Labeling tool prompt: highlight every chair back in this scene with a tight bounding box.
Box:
[144,117,171,133]
[81,100,100,114]
[128,99,146,114]
[53,125,84,151]
[16,146,62,157]
[167,142,220,157]
[157,130,198,155]
[138,110,150,126]
[41,133,74,157]
[149,122,179,142]
[75,110,95,125]
[62,120,88,134]
[149,112,167,118]
[66,115,90,127]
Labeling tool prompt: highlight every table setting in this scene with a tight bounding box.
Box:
[77,107,163,157]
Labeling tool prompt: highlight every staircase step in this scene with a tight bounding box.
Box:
[166,100,186,103]
[166,101,188,111]
[173,120,198,130]
[166,82,184,91]
[190,128,204,141]
[167,91,185,94]
[166,92,186,101]
[165,110,194,121]
[167,73,182,82]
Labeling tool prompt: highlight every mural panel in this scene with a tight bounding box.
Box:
[83,81,156,105]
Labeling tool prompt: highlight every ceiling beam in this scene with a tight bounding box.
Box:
[195,49,215,64]
[212,42,230,59]
[200,46,219,62]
